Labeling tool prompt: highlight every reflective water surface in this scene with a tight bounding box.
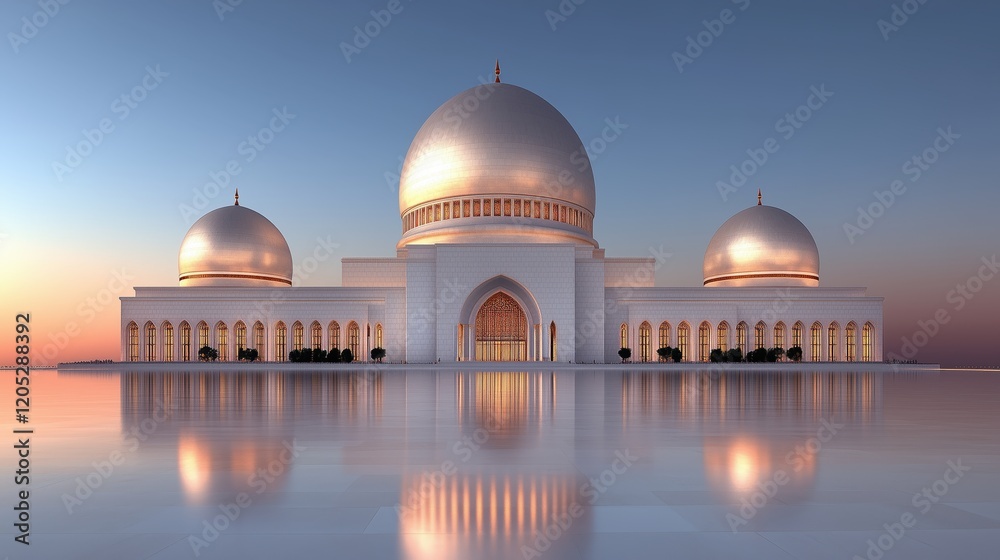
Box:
[2,368,999,559]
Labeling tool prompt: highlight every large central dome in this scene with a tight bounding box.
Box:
[397,82,597,248]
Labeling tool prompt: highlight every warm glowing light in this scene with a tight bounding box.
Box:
[178,435,210,501]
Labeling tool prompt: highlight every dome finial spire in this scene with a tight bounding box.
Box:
[235,188,240,206]
[757,188,762,206]
[494,59,501,83]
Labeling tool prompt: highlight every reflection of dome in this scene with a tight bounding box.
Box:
[178,198,293,287]
[704,204,819,287]
[398,81,597,248]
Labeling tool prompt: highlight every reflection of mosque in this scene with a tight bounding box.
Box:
[119,369,884,554]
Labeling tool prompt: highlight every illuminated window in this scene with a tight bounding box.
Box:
[658,322,671,352]
[792,321,803,349]
[127,322,139,361]
[216,322,228,361]
[347,321,360,357]
[846,322,857,362]
[311,321,322,349]
[699,321,710,362]
[463,200,470,217]
[253,322,265,355]
[292,321,303,351]
[375,323,383,348]
[534,201,541,218]
[774,322,786,350]
[163,322,174,362]
[235,321,247,353]
[144,322,156,361]
[197,321,209,349]
[513,199,520,217]
[550,322,557,361]
[677,322,690,362]
[179,321,191,361]
[736,322,748,355]
[811,322,822,361]
[474,200,481,216]
[863,322,875,362]
[828,322,840,361]
[275,322,286,361]
[620,323,629,349]
[639,321,651,362]
[474,294,527,361]
[494,198,501,216]
[717,321,729,352]
[444,203,451,220]
[328,321,340,350]
[755,321,766,350]
[544,203,550,220]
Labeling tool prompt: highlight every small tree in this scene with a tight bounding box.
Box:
[300,348,313,363]
[787,346,803,362]
[765,348,777,362]
[313,349,327,362]
[341,348,354,364]
[709,348,725,363]
[726,348,743,363]
[618,347,631,363]
[238,347,246,361]
[670,347,682,363]
[773,347,785,362]
[289,349,301,362]
[247,348,259,362]
[656,347,672,362]
[198,346,218,362]
[371,347,386,363]
[327,348,341,362]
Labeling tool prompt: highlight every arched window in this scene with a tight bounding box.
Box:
[275,322,287,361]
[474,294,527,361]
[179,321,191,361]
[792,321,803,349]
[677,322,690,362]
[846,322,857,362]
[292,321,304,351]
[550,322,557,361]
[163,322,174,362]
[375,323,383,348]
[810,322,822,362]
[863,322,875,362]
[310,321,323,350]
[699,321,711,362]
[144,322,156,362]
[736,322,748,355]
[197,321,209,350]
[639,322,651,362]
[774,322,786,350]
[328,321,340,350]
[620,323,629,349]
[755,321,766,350]
[235,321,247,353]
[658,322,671,352]
[828,322,840,361]
[717,321,729,352]
[127,322,139,361]
[253,321,265,354]
[216,321,228,361]
[347,322,360,357]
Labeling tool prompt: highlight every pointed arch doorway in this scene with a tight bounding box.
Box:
[475,292,528,361]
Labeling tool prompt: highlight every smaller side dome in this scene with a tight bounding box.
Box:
[178,200,293,287]
[703,204,819,287]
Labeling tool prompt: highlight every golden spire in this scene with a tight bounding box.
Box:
[757,188,762,206]
[494,59,501,83]
[235,188,240,206]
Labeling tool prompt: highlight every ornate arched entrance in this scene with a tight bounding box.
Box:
[474,292,528,361]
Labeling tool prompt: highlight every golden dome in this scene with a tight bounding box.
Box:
[397,82,597,248]
[178,203,292,287]
[704,204,819,287]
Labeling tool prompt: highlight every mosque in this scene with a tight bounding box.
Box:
[120,65,883,364]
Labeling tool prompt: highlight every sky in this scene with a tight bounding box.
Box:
[1,0,997,367]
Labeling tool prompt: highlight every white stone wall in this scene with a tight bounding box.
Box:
[573,247,605,363]
[342,258,407,287]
